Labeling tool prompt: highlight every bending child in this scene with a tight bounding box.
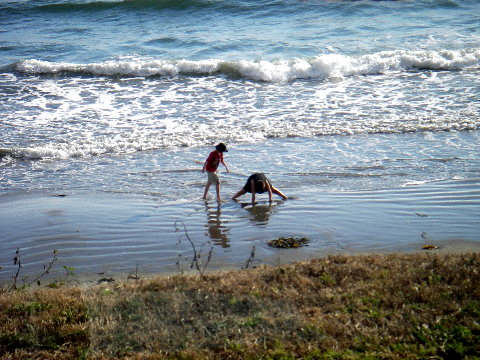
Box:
[232,172,287,205]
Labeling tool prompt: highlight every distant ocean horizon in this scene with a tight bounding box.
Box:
[1,0,479,280]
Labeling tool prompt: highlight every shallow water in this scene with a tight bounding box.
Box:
[2,177,479,281]
[1,134,479,281]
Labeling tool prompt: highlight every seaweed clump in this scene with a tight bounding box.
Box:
[267,237,309,248]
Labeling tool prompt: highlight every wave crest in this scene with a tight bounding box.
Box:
[15,48,480,82]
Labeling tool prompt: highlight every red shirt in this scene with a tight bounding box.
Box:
[205,150,223,172]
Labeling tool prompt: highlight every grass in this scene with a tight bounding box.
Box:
[1,252,479,359]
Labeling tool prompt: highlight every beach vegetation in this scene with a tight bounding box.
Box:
[1,252,479,359]
[0,248,76,292]
[175,221,214,278]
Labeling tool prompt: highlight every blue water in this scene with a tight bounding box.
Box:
[1,0,479,281]
[2,0,479,64]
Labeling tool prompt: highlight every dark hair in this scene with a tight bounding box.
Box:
[256,180,266,193]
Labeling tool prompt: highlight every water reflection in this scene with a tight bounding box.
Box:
[204,202,230,248]
[240,203,274,225]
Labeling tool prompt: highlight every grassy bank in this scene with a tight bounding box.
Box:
[1,252,479,359]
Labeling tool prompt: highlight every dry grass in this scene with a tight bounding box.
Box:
[1,252,479,359]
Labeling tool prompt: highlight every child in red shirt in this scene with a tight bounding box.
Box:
[202,143,229,202]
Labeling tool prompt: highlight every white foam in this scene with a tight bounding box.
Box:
[16,58,222,77]
[4,47,479,162]
[16,48,480,82]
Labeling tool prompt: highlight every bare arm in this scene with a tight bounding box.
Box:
[221,159,229,173]
[265,181,273,202]
[250,180,256,204]
[271,185,288,200]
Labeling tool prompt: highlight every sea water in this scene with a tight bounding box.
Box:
[1,0,479,281]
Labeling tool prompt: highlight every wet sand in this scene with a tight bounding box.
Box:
[1,176,479,285]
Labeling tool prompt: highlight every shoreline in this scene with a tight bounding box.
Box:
[2,239,480,290]
[1,178,480,285]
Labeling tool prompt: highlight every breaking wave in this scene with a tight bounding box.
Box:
[14,48,480,82]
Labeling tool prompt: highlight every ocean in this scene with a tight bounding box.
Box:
[1,0,479,282]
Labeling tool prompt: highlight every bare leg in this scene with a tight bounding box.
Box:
[203,183,211,199]
[271,186,288,200]
[232,188,246,200]
[215,183,221,202]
